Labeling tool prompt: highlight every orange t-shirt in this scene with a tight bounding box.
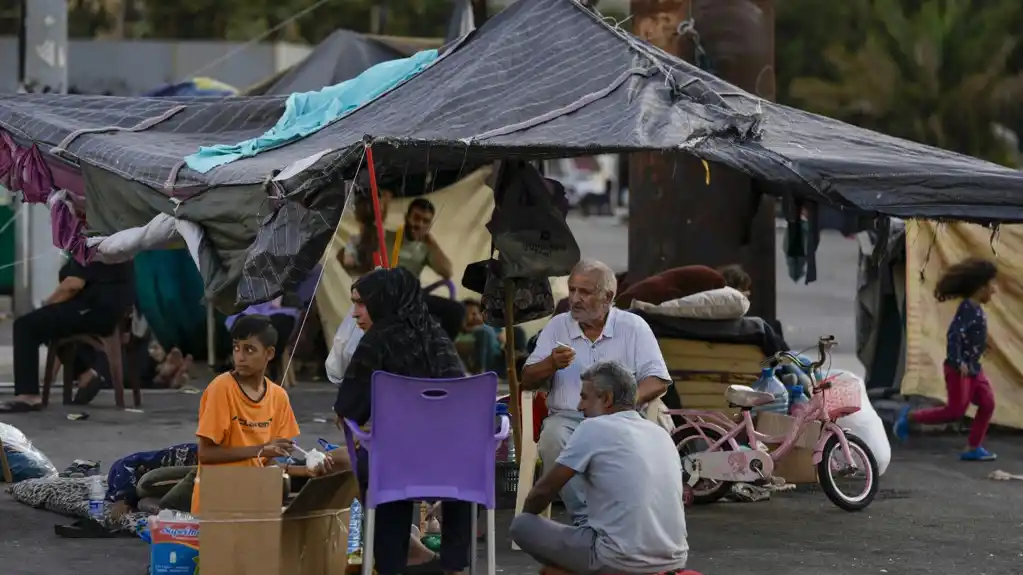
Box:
[190,372,300,515]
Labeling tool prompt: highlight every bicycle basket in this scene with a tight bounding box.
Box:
[820,372,862,419]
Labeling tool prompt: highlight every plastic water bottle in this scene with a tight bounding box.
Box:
[88,475,106,522]
[789,384,810,418]
[347,499,363,555]
[752,367,789,415]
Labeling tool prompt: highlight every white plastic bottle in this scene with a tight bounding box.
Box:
[88,476,106,522]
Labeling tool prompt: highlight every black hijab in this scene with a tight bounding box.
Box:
[333,267,465,425]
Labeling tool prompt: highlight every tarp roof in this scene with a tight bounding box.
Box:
[3,0,1023,305]
[3,0,1021,218]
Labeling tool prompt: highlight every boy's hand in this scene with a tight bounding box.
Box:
[260,438,295,458]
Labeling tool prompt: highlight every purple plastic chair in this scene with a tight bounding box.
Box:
[345,371,510,575]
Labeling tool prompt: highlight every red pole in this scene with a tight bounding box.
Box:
[365,144,390,269]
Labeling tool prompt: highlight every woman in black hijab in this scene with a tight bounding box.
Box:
[335,267,471,575]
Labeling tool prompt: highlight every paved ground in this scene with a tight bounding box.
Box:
[3,388,1023,575]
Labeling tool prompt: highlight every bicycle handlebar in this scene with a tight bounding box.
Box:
[762,336,838,382]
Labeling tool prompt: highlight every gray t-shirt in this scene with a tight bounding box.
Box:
[556,410,689,572]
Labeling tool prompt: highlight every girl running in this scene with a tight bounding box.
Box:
[893,257,998,461]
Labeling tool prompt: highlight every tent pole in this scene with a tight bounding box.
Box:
[364,143,390,268]
[503,283,522,458]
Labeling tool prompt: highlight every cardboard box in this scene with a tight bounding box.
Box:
[756,412,821,484]
[199,467,357,575]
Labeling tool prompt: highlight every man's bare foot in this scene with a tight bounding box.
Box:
[0,394,43,412]
[155,348,184,386]
[11,394,41,405]
[170,354,194,389]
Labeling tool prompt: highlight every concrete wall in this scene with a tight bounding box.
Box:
[0,37,311,95]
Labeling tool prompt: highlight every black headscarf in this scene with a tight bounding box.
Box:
[333,267,465,425]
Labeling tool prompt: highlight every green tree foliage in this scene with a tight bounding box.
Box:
[784,0,1023,164]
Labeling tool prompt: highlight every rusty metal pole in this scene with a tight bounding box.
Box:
[628,0,777,321]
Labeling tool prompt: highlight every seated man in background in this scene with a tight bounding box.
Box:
[520,259,670,525]
[511,361,689,575]
[1,254,135,413]
[339,193,464,341]
[456,298,526,377]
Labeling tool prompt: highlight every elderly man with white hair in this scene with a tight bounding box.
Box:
[520,259,671,525]
[511,361,689,575]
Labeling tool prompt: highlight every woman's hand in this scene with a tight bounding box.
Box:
[959,363,970,377]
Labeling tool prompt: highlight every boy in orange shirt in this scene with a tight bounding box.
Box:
[191,314,314,515]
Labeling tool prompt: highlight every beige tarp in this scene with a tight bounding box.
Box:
[902,221,1023,428]
[316,167,567,344]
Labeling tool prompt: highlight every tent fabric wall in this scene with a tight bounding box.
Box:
[902,221,1023,428]
[315,167,567,345]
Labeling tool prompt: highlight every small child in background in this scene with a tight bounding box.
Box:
[893,258,998,461]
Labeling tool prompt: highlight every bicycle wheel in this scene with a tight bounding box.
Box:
[673,426,734,505]
[816,433,879,512]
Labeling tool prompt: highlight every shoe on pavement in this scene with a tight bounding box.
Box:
[960,447,997,461]
[892,405,911,442]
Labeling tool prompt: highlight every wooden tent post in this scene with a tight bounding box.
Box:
[504,283,522,458]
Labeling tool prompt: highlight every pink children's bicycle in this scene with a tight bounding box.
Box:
[667,335,880,512]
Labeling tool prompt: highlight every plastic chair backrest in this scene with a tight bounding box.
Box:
[423,279,457,299]
[366,371,500,508]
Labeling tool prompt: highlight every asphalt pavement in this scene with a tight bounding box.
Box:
[3,388,1023,575]
[5,216,1020,575]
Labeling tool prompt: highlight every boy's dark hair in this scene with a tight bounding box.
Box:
[407,198,435,215]
[934,258,998,302]
[461,298,481,309]
[230,314,278,348]
[717,264,752,292]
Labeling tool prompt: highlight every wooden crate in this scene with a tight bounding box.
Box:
[658,338,766,418]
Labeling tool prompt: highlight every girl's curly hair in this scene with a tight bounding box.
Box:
[934,257,998,302]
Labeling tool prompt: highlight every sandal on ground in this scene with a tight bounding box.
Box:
[0,400,42,413]
[54,518,117,539]
[72,374,106,405]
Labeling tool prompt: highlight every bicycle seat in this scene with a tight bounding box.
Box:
[725,385,777,408]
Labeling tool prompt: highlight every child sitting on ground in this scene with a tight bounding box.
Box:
[893,257,999,461]
[190,315,330,515]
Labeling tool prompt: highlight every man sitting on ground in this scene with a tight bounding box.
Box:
[511,361,689,575]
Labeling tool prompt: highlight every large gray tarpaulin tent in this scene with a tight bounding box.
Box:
[2,0,1023,312]
[244,32,444,96]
